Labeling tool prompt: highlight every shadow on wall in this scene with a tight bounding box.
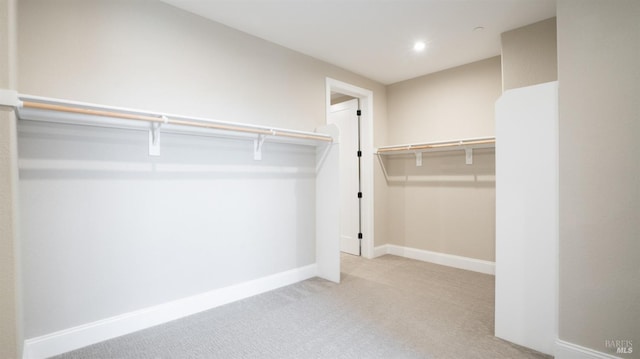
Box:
[17,120,318,338]
[17,121,317,181]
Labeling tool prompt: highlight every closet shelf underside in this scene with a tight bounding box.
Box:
[1,90,333,148]
[376,137,495,155]
[376,137,495,176]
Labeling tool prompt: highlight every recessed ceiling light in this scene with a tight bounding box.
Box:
[474,26,485,32]
[413,41,427,52]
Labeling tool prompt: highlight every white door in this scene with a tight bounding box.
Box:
[328,99,360,256]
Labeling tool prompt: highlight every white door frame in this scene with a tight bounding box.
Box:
[326,78,374,259]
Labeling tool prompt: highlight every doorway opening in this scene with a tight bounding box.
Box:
[325,78,374,258]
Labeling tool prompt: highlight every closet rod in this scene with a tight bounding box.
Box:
[19,100,333,143]
[377,137,495,153]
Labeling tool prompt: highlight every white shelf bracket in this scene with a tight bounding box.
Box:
[415,151,423,166]
[149,116,168,156]
[254,134,266,160]
[0,89,22,111]
[465,148,473,165]
[376,153,391,182]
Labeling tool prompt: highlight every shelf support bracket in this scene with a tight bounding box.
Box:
[149,116,167,156]
[376,153,391,183]
[254,134,266,160]
[465,148,473,165]
[415,151,422,166]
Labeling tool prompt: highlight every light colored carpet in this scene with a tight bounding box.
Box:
[54,254,551,359]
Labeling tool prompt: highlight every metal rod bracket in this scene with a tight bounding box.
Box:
[254,134,266,160]
[465,148,473,165]
[149,116,168,156]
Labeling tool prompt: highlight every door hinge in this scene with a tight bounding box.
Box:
[356,109,362,116]
[358,233,363,239]
[357,192,362,198]
[357,150,362,157]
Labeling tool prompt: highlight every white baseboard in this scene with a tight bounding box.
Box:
[555,340,624,359]
[373,244,495,275]
[23,264,317,359]
[372,243,390,258]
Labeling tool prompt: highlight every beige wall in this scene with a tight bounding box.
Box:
[383,150,496,261]
[373,119,390,248]
[384,57,501,261]
[0,0,20,357]
[501,17,557,91]
[0,112,18,359]
[387,56,500,144]
[15,0,391,339]
[17,0,389,251]
[18,0,386,135]
[557,0,640,356]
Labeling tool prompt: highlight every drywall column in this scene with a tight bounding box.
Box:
[0,0,21,358]
[501,17,557,91]
[557,1,640,357]
[315,125,340,282]
[496,17,559,355]
[495,82,558,356]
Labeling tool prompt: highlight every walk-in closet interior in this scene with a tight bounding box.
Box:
[2,1,638,359]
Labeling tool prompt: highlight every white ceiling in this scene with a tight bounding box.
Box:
[161,0,556,85]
